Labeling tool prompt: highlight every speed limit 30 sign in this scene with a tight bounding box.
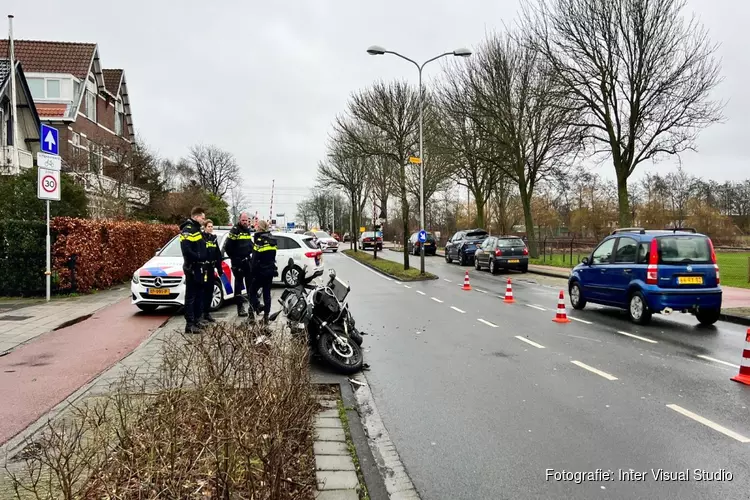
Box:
[38,167,61,201]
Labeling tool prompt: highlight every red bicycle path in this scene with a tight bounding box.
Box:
[0,299,169,446]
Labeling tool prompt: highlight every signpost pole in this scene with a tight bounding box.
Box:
[46,199,51,301]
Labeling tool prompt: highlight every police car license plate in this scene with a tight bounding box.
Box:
[147,288,170,296]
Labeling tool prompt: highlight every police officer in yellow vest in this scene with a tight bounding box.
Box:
[180,206,208,333]
[224,212,255,316]
[201,219,224,323]
[249,220,278,323]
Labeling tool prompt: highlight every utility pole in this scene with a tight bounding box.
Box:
[8,15,19,174]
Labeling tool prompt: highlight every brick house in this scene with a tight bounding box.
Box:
[0,39,148,216]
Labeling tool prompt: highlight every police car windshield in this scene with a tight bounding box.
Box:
[158,236,183,257]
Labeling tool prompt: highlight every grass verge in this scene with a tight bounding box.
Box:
[337,398,370,500]
[343,250,437,281]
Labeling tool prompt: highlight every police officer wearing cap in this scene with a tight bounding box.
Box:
[224,212,255,316]
[180,206,209,333]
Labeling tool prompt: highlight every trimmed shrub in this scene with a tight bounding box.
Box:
[0,220,48,296]
[52,218,179,293]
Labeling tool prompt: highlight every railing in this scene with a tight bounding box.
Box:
[0,146,34,172]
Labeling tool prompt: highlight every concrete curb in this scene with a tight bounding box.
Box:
[341,251,439,282]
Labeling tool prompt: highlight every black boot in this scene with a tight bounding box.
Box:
[237,299,249,317]
[203,314,217,323]
[184,322,199,334]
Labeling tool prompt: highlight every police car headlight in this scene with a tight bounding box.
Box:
[132,272,140,284]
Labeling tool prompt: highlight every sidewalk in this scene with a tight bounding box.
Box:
[1,292,383,499]
[0,286,130,355]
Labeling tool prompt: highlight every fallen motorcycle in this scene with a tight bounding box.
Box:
[269,259,364,374]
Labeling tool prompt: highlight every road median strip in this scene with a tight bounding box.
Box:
[342,249,438,282]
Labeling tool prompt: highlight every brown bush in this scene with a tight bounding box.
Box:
[51,217,179,293]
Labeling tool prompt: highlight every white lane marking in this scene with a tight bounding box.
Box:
[443,278,452,283]
[571,360,618,381]
[696,355,740,369]
[394,281,403,285]
[431,297,444,303]
[383,276,393,281]
[478,319,498,328]
[569,316,592,325]
[616,330,658,344]
[451,306,466,313]
[515,336,545,349]
[475,289,488,294]
[666,404,750,443]
[416,290,426,296]
[526,304,546,311]
[404,285,412,289]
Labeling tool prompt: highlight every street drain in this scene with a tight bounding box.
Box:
[0,315,32,321]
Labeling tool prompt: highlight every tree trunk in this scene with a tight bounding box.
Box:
[400,164,410,270]
[474,191,485,228]
[519,184,538,258]
[617,174,632,227]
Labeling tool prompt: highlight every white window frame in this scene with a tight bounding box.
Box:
[45,79,61,99]
[83,80,98,122]
[89,144,103,174]
[115,99,123,136]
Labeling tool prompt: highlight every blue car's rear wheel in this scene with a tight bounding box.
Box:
[628,291,652,325]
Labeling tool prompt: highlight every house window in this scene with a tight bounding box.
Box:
[27,78,45,99]
[71,132,80,146]
[46,79,61,98]
[83,80,98,122]
[89,144,102,174]
[115,99,123,136]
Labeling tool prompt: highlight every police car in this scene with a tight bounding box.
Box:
[131,228,324,312]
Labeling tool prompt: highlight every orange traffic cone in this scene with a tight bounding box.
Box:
[552,290,570,323]
[462,271,472,291]
[731,329,750,386]
[504,278,515,303]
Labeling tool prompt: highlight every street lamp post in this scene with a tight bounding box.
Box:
[367,45,471,274]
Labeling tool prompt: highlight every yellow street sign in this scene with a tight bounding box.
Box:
[408,156,422,164]
[359,226,366,233]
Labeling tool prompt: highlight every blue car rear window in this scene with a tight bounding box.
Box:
[657,236,711,264]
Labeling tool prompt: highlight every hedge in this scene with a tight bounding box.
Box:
[0,221,48,296]
[52,218,179,293]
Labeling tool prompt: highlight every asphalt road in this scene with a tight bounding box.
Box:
[326,249,750,500]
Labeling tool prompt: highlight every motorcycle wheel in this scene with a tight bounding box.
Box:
[317,329,363,374]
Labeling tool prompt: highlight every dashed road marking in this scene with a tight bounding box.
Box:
[569,316,592,325]
[416,290,426,295]
[404,285,412,289]
[475,289,488,294]
[431,297,444,303]
[478,319,498,328]
[451,306,466,313]
[443,278,452,283]
[526,304,546,311]
[515,336,545,349]
[616,330,658,344]
[571,360,618,381]
[394,281,403,285]
[666,404,750,443]
[696,355,739,369]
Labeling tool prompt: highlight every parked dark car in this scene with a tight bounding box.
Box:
[360,231,383,250]
[568,228,722,325]
[444,229,489,265]
[408,231,437,256]
[474,236,529,274]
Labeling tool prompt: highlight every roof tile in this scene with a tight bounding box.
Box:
[102,68,123,95]
[36,103,68,117]
[0,39,96,80]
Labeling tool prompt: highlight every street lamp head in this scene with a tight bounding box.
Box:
[453,48,472,57]
[367,45,387,56]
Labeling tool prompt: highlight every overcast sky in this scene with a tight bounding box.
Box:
[6,0,747,220]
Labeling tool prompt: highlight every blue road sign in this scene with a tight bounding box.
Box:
[418,230,427,243]
[287,221,295,229]
[40,124,59,155]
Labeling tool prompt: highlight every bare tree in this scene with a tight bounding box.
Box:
[186,144,240,198]
[522,0,724,226]
[296,199,315,230]
[441,31,581,256]
[317,133,373,250]
[371,156,396,232]
[228,186,249,224]
[333,80,420,269]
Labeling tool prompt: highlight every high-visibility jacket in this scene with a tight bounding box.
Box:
[224,222,254,266]
[179,218,208,266]
[203,232,223,275]
[251,232,278,278]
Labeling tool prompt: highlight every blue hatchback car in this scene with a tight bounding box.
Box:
[568,228,722,325]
